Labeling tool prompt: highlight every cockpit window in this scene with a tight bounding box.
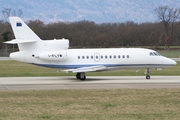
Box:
[150,52,161,56]
[153,52,158,56]
[150,52,154,56]
[156,52,161,56]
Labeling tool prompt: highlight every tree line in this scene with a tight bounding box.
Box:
[0,6,180,51]
[1,20,180,48]
[28,20,180,48]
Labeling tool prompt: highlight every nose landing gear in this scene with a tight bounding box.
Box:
[146,75,150,79]
[145,68,150,79]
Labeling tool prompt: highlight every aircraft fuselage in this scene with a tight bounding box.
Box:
[10,48,176,70]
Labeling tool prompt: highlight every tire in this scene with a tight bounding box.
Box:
[76,73,80,79]
[146,75,150,79]
[80,76,86,81]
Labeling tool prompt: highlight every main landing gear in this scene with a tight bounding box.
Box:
[145,68,150,79]
[76,72,86,81]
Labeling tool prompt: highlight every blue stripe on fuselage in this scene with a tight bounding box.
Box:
[30,63,173,69]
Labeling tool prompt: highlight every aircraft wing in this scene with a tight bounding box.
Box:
[64,65,107,73]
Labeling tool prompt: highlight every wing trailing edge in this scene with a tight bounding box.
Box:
[64,65,107,73]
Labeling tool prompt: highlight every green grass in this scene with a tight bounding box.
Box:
[157,50,180,58]
[0,60,179,77]
[0,60,72,77]
[0,89,180,120]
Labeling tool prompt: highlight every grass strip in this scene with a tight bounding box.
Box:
[0,60,179,77]
[0,89,180,120]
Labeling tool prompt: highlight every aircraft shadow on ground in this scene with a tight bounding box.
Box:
[67,77,110,81]
[67,77,142,82]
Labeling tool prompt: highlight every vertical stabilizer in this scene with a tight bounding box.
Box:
[9,17,41,40]
[5,17,42,51]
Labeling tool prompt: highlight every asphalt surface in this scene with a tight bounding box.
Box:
[0,76,180,90]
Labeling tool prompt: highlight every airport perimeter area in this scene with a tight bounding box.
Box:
[0,58,180,120]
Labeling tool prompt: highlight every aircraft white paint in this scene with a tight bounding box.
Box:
[5,17,176,80]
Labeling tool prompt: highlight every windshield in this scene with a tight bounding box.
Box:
[149,52,161,56]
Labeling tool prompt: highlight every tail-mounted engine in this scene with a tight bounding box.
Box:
[41,38,69,51]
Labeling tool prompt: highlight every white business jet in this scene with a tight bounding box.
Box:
[5,17,176,80]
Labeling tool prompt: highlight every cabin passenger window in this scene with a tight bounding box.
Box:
[78,56,80,59]
[96,56,98,59]
[101,55,103,59]
[114,55,116,59]
[118,55,121,58]
[109,55,112,59]
[82,56,85,59]
[86,56,89,59]
[105,55,107,59]
[127,55,129,58]
[91,56,93,59]
[122,55,125,58]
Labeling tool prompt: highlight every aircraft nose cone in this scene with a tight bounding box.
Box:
[162,57,176,66]
[167,58,177,65]
[172,59,177,65]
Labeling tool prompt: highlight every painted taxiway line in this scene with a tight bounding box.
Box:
[0,76,180,90]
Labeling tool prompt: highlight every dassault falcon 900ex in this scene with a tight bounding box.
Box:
[5,17,176,80]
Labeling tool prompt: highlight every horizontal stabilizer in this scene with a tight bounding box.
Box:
[64,65,107,73]
[4,39,37,44]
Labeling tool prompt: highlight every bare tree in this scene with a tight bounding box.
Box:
[1,8,23,55]
[2,8,11,22]
[2,8,23,23]
[155,6,180,49]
